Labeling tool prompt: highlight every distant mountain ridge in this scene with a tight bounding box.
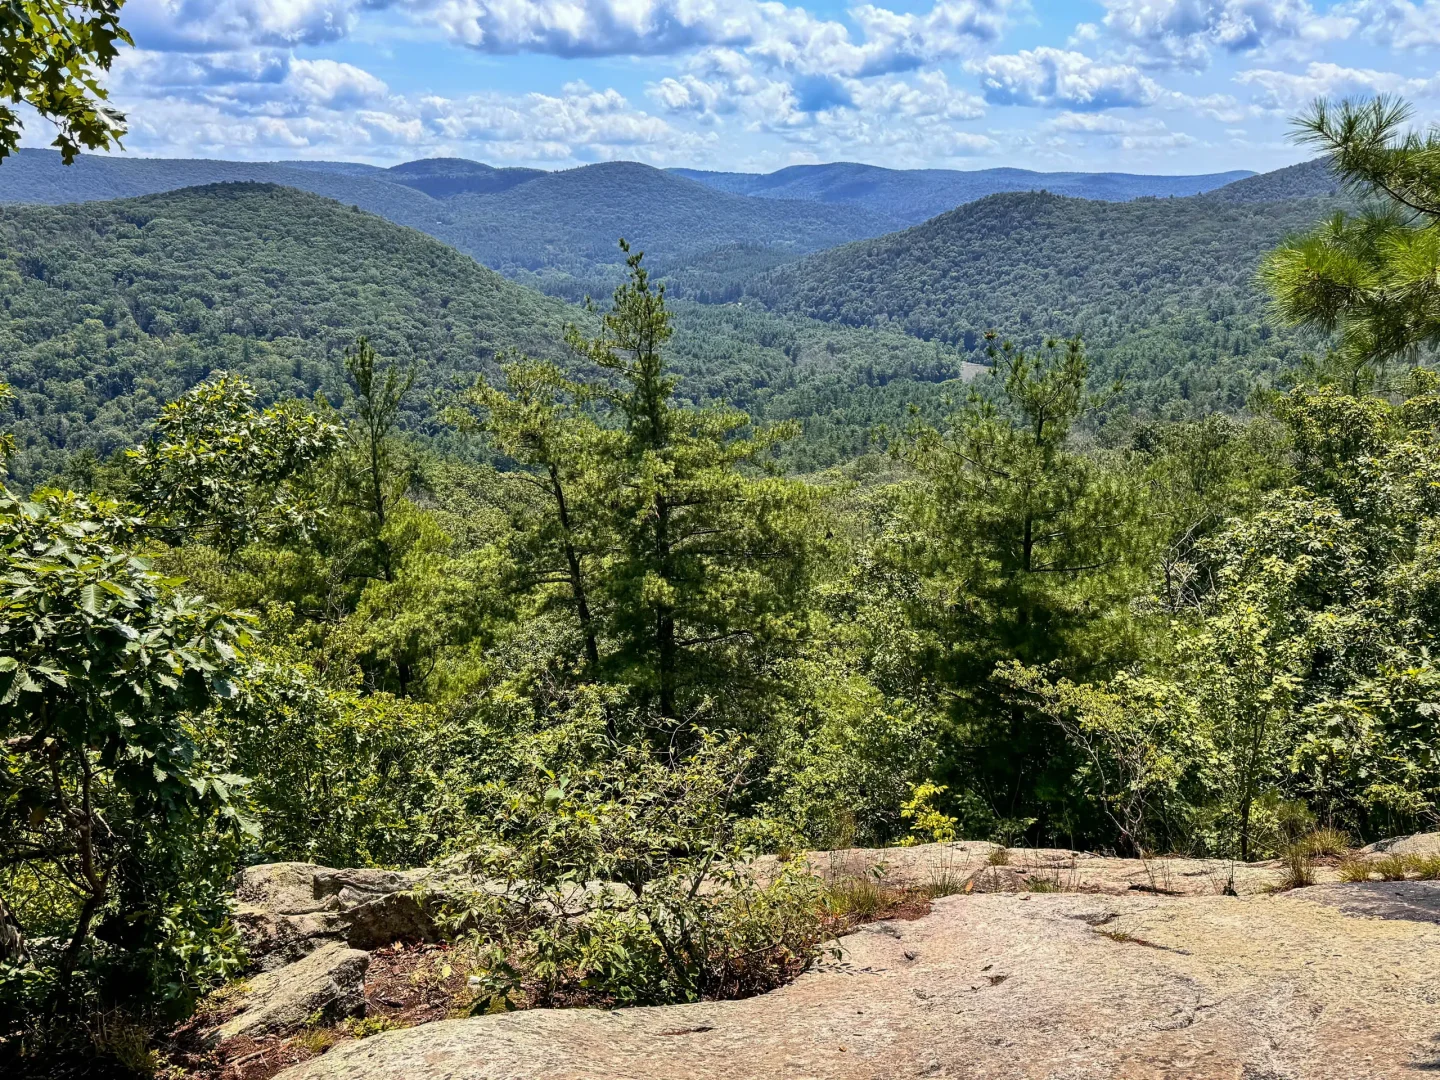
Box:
[0,150,898,300]
[1202,158,1341,203]
[0,181,986,482]
[0,151,1336,300]
[669,162,1257,226]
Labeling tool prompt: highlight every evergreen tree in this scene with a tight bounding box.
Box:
[339,336,416,584]
[1262,95,1440,378]
[897,335,1146,837]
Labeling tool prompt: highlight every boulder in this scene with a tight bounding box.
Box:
[1360,830,1440,857]
[274,884,1440,1080]
[215,940,370,1042]
[232,863,447,966]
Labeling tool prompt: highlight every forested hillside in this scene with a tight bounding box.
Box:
[751,189,1343,416]
[671,162,1255,226]
[435,162,902,298]
[5,81,1440,1078]
[1204,158,1340,202]
[0,151,898,301]
[0,183,969,485]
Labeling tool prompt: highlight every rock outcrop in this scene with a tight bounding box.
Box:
[215,941,371,1041]
[275,882,1440,1080]
[208,862,451,1043]
[792,840,1318,896]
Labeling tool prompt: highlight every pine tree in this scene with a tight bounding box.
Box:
[1261,95,1440,379]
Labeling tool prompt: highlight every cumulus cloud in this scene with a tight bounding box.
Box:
[125,0,368,50]
[113,50,388,116]
[1344,0,1440,50]
[1235,61,1439,110]
[112,76,705,164]
[1098,0,1355,71]
[973,48,1164,110]
[1044,111,1197,150]
[424,0,1013,71]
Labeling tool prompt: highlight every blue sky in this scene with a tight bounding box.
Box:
[52,0,1440,174]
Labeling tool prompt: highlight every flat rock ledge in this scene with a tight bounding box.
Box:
[276,882,1440,1080]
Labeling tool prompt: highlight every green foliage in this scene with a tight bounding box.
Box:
[898,782,958,846]
[333,336,417,586]
[452,247,829,725]
[202,643,461,869]
[124,372,341,552]
[752,189,1342,419]
[1001,375,1440,856]
[442,727,827,1009]
[893,337,1151,839]
[0,1,131,163]
[1262,97,1440,374]
[0,483,250,1039]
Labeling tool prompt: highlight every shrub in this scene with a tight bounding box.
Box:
[1276,844,1315,890]
[0,488,251,1057]
[1338,856,1374,882]
[439,730,828,1011]
[1297,828,1351,859]
[823,872,894,919]
[898,782,958,846]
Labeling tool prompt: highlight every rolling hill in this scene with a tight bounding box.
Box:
[0,150,897,301]
[0,182,974,484]
[670,162,1255,227]
[748,184,1344,416]
[1203,158,1341,203]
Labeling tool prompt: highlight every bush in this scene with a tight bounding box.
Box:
[0,487,250,1059]
[439,729,828,1010]
[203,642,464,869]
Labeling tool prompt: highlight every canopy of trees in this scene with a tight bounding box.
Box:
[2,92,1439,1079]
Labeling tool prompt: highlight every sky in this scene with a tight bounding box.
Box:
[42,0,1440,174]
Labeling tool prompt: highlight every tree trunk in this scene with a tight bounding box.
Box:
[0,894,26,965]
[548,464,600,675]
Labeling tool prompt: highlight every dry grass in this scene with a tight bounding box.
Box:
[918,851,972,899]
[1274,844,1316,890]
[1413,855,1440,880]
[1336,852,1440,882]
[987,847,1011,867]
[823,875,894,919]
[1297,827,1352,859]
[1338,856,1373,882]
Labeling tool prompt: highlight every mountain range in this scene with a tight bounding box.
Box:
[670,163,1254,224]
[0,151,1346,483]
[0,150,1286,300]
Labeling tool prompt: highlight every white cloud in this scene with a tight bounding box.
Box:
[107,63,706,166]
[287,59,390,108]
[973,48,1164,110]
[114,50,388,116]
[1044,110,1197,150]
[1235,61,1439,109]
[126,0,367,50]
[1343,0,1440,50]
[1098,0,1355,71]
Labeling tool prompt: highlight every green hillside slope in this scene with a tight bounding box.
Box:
[1202,158,1340,203]
[436,162,902,298]
[0,151,898,302]
[750,189,1341,415]
[671,162,1255,225]
[0,183,969,484]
